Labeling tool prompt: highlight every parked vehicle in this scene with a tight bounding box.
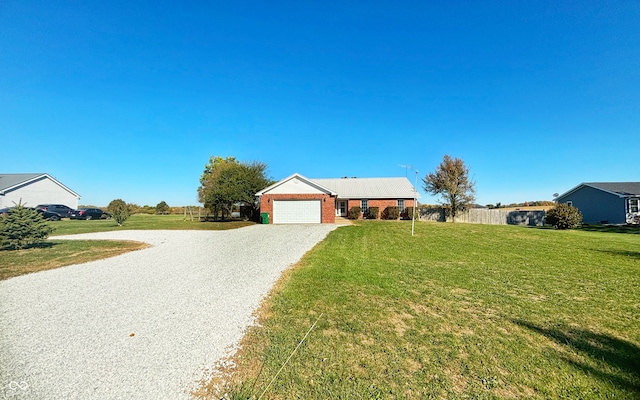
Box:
[35,204,74,221]
[70,208,111,220]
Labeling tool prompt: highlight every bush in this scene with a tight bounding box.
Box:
[348,206,361,220]
[0,203,54,250]
[546,203,582,229]
[403,206,418,220]
[382,206,400,220]
[367,207,379,219]
[108,199,131,226]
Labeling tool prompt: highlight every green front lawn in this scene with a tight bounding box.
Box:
[198,221,640,399]
[0,240,148,280]
[1,214,253,280]
[50,213,254,236]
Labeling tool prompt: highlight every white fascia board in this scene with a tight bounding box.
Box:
[555,182,626,201]
[2,174,81,199]
[256,173,336,196]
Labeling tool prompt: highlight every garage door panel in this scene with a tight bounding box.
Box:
[273,200,321,224]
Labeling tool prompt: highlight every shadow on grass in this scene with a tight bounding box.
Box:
[0,242,57,251]
[578,225,640,234]
[595,249,640,260]
[513,320,640,393]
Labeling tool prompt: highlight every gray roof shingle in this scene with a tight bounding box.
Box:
[586,182,640,196]
[0,173,47,192]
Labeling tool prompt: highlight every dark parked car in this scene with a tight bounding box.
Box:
[35,204,74,221]
[70,208,111,220]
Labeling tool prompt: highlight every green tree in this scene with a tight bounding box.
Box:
[197,156,272,220]
[423,155,476,222]
[156,201,170,214]
[108,199,131,226]
[0,202,54,250]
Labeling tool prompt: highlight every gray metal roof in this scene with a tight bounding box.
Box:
[312,177,419,199]
[0,173,80,197]
[0,173,47,192]
[585,182,640,196]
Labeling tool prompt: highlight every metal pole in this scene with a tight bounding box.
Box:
[412,169,418,236]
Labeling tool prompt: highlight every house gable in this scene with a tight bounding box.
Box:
[555,182,637,224]
[0,173,80,209]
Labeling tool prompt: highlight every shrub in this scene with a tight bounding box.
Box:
[403,206,418,220]
[382,206,400,220]
[0,203,54,250]
[108,199,131,226]
[348,206,361,220]
[545,203,582,229]
[367,207,379,219]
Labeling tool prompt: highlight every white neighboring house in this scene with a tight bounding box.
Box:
[0,173,80,209]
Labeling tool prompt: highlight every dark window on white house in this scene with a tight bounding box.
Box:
[398,199,405,213]
[361,199,368,213]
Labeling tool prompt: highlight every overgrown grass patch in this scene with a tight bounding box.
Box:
[0,240,148,280]
[197,221,640,399]
[51,214,254,236]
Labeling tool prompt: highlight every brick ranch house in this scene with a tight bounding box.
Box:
[256,173,419,224]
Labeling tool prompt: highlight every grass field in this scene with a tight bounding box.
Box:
[50,214,254,236]
[197,221,640,399]
[1,214,253,280]
[0,240,148,280]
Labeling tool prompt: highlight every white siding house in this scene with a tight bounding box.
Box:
[0,174,80,209]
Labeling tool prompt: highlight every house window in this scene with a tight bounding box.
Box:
[566,201,573,207]
[630,198,639,213]
[361,199,368,213]
[398,199,405,213]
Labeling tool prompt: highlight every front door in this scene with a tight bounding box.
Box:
[338,201,347,217]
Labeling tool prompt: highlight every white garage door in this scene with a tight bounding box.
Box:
[273,200,321,224]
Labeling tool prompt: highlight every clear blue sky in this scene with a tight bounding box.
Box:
[2,1,638,207]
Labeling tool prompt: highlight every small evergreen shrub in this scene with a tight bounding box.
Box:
[545,203,582,229]
[0,203,54,250]
[108,199,131,226]
[382,206,400,220]
[367,207,379,219]
[348,206,361,220]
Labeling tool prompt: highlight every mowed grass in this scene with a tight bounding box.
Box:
[2,214,252,280]
[197,221,640,399]
[0,240,148,280]
[50,214,254,236]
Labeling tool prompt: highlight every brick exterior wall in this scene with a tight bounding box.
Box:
[259,194,336,224]
[346,199,415,219]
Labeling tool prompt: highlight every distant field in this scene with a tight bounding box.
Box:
[197,221,640,399]
[50,214,254,236]
[496,205,555,211]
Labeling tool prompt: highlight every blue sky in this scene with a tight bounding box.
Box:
[1,1,638,207]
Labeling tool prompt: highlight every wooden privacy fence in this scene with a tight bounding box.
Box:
[418,208,546,226]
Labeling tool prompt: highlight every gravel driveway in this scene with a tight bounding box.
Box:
[0,224,337,399]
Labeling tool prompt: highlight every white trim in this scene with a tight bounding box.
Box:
[256,173,336,196]
[0,173,80,198]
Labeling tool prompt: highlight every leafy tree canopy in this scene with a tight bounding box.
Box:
[156,201,170,214]
[197,156,272,220]
[423,155,476,222]
[108,199,131,226]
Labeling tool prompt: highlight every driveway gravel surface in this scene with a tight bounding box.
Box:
[0,224,337,399]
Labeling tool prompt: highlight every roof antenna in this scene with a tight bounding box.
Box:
[399,164,413,178]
